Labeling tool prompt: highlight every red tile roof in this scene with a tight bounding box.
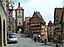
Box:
[16,7,23,10]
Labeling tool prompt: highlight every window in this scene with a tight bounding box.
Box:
[50,32,51,33]
[50,29,51,31]
[8,26,11,31]
[19,23,21,25]
[19,11,20,13]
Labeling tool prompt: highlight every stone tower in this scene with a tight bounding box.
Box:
[15,3,24,33]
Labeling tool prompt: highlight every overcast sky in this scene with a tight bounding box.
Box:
[12,0,63,25]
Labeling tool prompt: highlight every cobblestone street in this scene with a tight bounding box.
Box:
[7,33,53,47]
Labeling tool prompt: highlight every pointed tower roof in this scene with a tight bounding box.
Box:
[16,2,24,10]
[48,21,54,26]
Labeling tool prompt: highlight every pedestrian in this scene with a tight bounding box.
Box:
[44,39,47,44]
[38,36,40,42]
[56,44,58,47]
[34,37,36,42]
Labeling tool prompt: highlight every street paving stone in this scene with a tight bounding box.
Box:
[7,33,53,47]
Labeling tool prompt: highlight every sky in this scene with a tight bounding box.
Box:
[12,0,63,25]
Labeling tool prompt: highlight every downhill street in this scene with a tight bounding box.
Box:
[7,33,54,47]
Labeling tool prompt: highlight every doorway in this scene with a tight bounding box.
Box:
[3,19,6,46]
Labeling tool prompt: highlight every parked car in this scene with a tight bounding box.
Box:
[8,33,18,43]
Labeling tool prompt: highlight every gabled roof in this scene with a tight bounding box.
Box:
[29,11,46,24]
[29,11,43,20]
[33,11,42,18]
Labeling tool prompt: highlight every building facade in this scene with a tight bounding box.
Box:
[29,11,47,42]
[15,3,24,33]
[54,8,64,42]
[47,21,54,42]
[0,0,8,47]
[12,18,16,33]
[40,25,47,42]
[25,17,31,26]
[6,0,14,41]
[8,2,14,33]
[25,17,31,37]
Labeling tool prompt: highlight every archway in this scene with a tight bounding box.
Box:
[0,16,2,47]
[3,19,6,46]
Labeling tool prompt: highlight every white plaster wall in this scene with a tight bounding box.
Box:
[47,26,54,36]
[17,10,22,16]
[17,10,23,26]
[0,4,7,47]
